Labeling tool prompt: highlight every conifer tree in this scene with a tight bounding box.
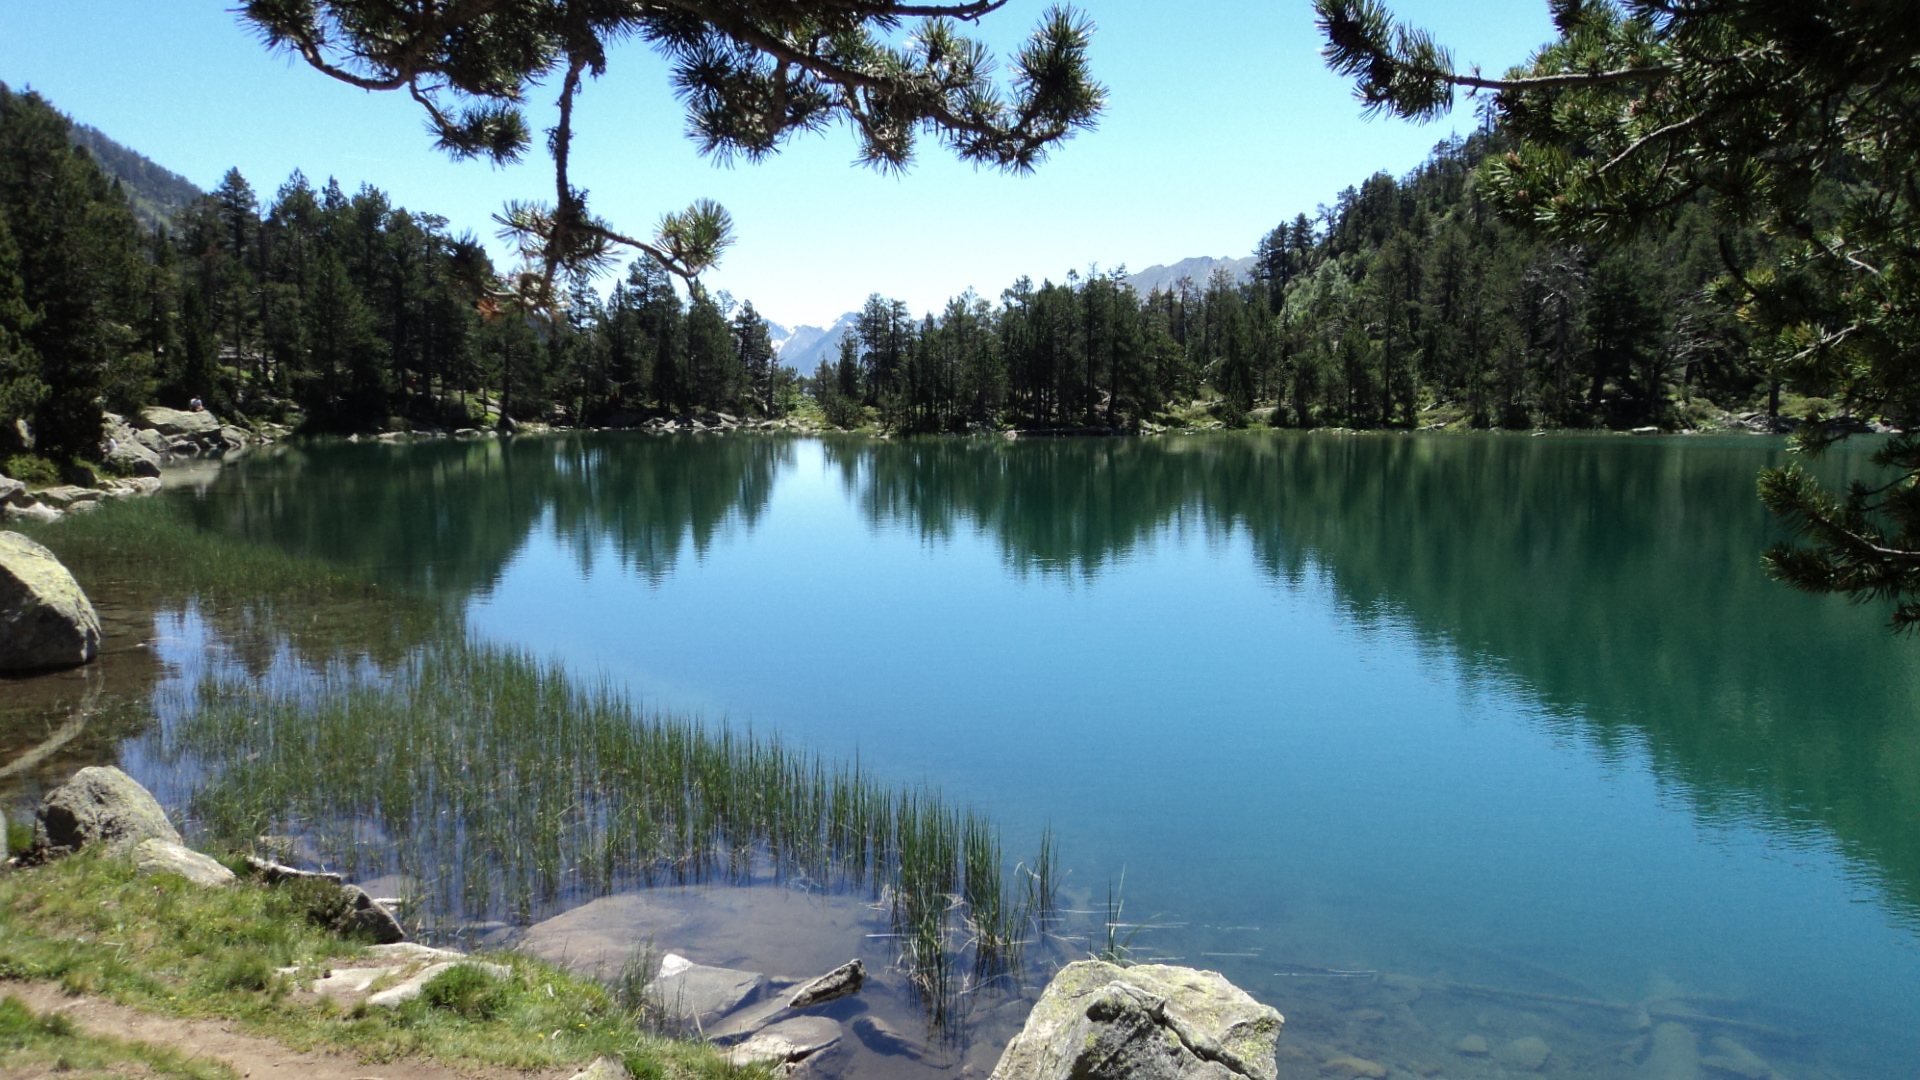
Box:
[241,0,1105,301]
[1314,0,1920,627]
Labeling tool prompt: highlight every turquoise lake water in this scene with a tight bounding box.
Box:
[9,430,1919,1079]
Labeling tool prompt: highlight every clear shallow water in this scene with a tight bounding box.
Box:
[10,431,1920,1079]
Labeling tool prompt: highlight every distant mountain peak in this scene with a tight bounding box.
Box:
[1124,255,1256,295]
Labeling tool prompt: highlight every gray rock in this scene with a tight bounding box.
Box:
[30,486,103,508]
[727,1016,845,1068]
[789,959,865,1009]
[0,533,100,672]
[133,428,169,454]
[989,961,1284,1080]
[33,766,180,856]
[0,477,24,506]
[133,838,236,887]
[138,406,221,438]
[337,884,407,944]
[105,438,163,477]
[652,953,769,1027]
[2,502,60,525]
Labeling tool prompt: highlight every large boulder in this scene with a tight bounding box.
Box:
[989,962,1284,1080]
[0,531,102,671]
[137,406,221,438]
[33,766,181,856]
[104,438,163,478]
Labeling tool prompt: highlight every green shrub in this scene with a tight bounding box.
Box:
[1,453,59,487]
[419,964,507,1020]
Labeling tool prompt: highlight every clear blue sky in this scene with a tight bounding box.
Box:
[1,1,1554,329]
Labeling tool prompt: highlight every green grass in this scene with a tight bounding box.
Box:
[169,636,1056,1020]
[0,851,755,1077]
[0,993,239,1079]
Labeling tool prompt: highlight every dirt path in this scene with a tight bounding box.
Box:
[4,981,573,1080]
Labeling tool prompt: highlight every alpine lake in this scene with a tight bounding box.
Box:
[4,430,1919,1080]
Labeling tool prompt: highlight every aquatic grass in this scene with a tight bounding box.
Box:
[164,636,1056,1025]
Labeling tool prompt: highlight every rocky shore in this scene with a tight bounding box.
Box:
[4,765,1288,1080]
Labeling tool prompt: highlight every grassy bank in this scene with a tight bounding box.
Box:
[0,850,747,1077]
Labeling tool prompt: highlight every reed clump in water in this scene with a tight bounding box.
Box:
[169,637,1056,1015]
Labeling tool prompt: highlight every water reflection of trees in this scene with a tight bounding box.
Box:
[180,431,1920,923]
[843,433,1920,925]
[190,434,793,591]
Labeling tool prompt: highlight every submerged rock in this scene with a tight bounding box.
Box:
[726,1015,845,1068]
[1644,1023,1701,1080]
[788,958,865,1009]
[652,953,769,1027]
[0,531,102,671]
[990,960,1285,1080]
[852,1015,928,1060]
[133,838,235,888]
[1497,1036,1552,1071]
[33,766,178,856]
[1700,1036,1771,1080]
[1320,1058,1387,1079]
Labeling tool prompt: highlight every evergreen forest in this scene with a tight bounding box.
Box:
[2,81,1794,471]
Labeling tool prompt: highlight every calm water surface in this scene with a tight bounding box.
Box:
[8,431,1920,1079]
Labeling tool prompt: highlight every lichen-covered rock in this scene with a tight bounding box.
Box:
[105,438,162,477]
[138,406,221,438]
[0,531,101,672]
[990,961,1284,1080]
[33,766,180,856]
[133,838,236,887]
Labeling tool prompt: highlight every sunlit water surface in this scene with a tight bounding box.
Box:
[7,431,1919,1080]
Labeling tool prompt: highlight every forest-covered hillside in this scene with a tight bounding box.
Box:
[815,131,1780,433]
[66,122,202,232]
[2,82,1787,474]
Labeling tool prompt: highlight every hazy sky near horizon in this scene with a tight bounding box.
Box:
[2,1,1554,329]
